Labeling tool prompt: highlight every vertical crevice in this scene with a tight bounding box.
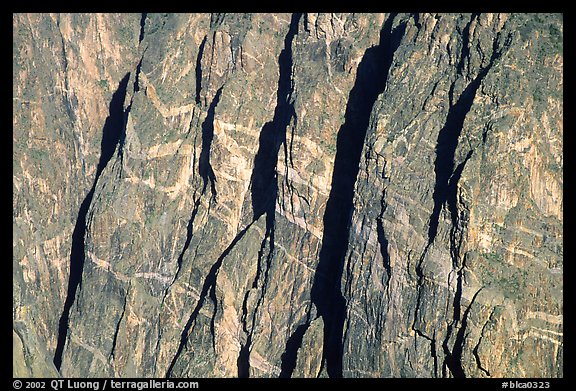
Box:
[412,327,439,378]
[422,26,509,377]
[109,283,130,360]
[238,216,277,378]
[97,75,131,175]
[473,348,491,377]
[195,36,208,105]
[377,218,392,282]
[412,243,430,324]
[279,319,310,378]
[412,13,422,29]
[139,13,147,44]
[445,150,473,326]
[442,288,482,378]
[199,87,223,200]
[447,150,473,268]
[303,13,311,33]
[125,52,145,119]
[456,14,479,76]
[210,13,226,29]
[452,272,464,322]
[119,54,145,171]
[414,23,511,377]
[166,223,253,378]
[309,14,406,378]
[427,18,504,246]
[132,56,144,94]
[156,112,203,364]
[238,282,253,376]
[249,13,301,222]
[239,232,269,336]
[236,334,252,378]
[54,73,131,371]
[209,283,218,350]
[171,197,202,288]
[168,12,304,378]
[203,31,217,107]
[473,309,493,377]
[236,13,302,378]
[376,194,392,284]
[431,331,439,377]
[237,225,268,378]
[426,81,476,245]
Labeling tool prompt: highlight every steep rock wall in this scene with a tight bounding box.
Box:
[13,13,562,378]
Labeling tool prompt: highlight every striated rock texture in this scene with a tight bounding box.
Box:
[13,13,562,378]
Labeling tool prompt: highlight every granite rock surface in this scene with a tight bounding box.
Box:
[13,13,563,378]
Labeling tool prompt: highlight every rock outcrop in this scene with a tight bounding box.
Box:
[13,13,563,378]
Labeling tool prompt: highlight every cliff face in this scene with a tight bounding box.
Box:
[13,13,563,378]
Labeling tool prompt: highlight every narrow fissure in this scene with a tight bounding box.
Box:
[447,150,473,270]
[431,331,439,378]
[167,12,302,378]
[412,242,430,333]
[376,194,392,284]
[473,309,493,377]
[109,283,130,360]
[166,223,253,378]
[171,197,202,289]
[133,56,144,94]
[203,31,217,106]
[155,33,214,356]
[199,87,223,200]
[452,272,464,322]
[237,334,252,378]
[54,73,131,371]
[195,36,207,105]
[309,14,406,378]
[235,12,302,378]
[414,23,510,377]
[239,230,270,343]
[456,14,479,76]
[210,13,226,29]
[56,16,68,88]
[239,219,277,378]
[427,23,504,246]
[209,283,218,350]
[442,288,482,378]
[119,54,145,169]
[160,93,210,303]
[139,13,147,44]
[279,320,310,377]
[249,13,300,222]
[444,151,473,339]
[412,327,438,378]
[442,326,461,377]
[473,347,491,377]
[237,225,269,377]
[433,30,508,378]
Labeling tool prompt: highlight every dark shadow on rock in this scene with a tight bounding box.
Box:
[309,14,406,378]
[53,73,130,371]
[199,87,223,199]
